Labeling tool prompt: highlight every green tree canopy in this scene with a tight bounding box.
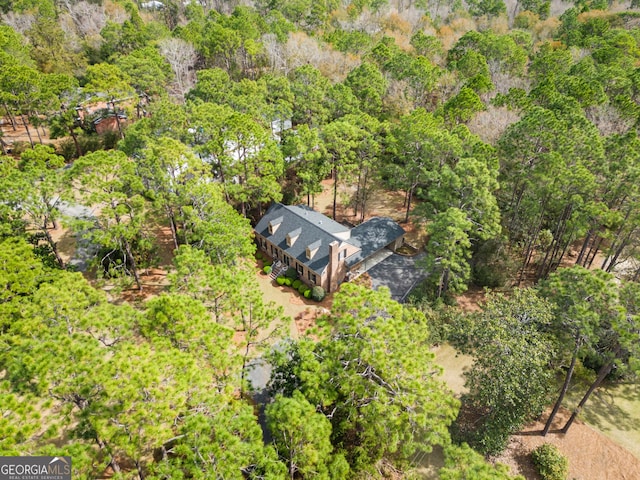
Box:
[268,284,459,473]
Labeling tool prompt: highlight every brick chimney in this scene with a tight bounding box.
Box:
[328,241,340,292]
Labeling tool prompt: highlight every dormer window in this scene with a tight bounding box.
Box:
[306,240,321,260]
[268,216,283,235]
[286,228,301,247]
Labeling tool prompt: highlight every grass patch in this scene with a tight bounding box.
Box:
[564,380,640,459]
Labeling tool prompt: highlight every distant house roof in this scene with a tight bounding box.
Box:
[141,0,164,8]
[255,203,349,275]
[92,113,127,125]
[345,217,406,267]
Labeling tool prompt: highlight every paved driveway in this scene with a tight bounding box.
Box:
[366,252,427,303]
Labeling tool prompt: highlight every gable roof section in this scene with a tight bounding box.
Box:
[345,217,406,267]
[255,203,352,275]
[287,204,350,237]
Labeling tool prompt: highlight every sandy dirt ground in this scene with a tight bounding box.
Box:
[254,256,334,337]
[493,409,640,480]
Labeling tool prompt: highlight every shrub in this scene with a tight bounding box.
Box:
[531,444,568,480]
[284,278,293,286]
[256,252,263,260]
[292,279,302,289]
[263,266,272,274]
[284,267,298,279]
[297,283,307,294]
[78,132,103,155]
[11,141,30,156]
[311,286,326,302]
[276,276,286,285]
[100,130,120,150]
[264,261,272,267]
[450,409,511,457]
[304,289,311,298]
[57,138,78,161]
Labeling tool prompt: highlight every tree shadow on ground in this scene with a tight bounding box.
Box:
[576,382,640,434]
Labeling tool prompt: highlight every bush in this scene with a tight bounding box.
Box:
[11,141,30,156]
[263,265,272,274]
[284,278,293,286]
[297,283,307,294]
[256,252,263,260]
[100,130,120,150]
[78,132,103,155]
[450,407,511,457]
[292,279,302,289]
[311,286,326,302]
[276,276,286,285]
[57,138,79,161]
[284,267,298,279]
[304,289,311,299]
[531,444,568,480]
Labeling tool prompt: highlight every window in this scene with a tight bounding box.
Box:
[308,271,317,284]
[297,263,304,274]
[284,255,290,266]
[339,249,346,261]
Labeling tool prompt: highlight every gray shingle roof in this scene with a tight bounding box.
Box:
[255,204,405,274]
[255,203,348,275]
[345,217,406,267]
[287,204,350,235]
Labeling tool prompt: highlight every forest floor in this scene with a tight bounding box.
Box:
[312,178,430,247]
[1,122,63,153]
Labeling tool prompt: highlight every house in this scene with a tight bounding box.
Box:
[93,113,127,135]
[254,203,406,292]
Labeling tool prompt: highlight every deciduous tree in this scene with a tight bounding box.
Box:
[452,289,555,454]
